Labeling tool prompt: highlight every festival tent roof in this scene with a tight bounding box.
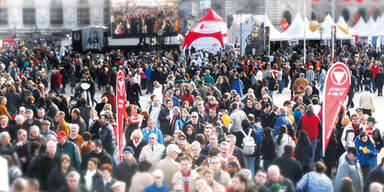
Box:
[352,17,368,36]
[336,16,356,35]
[252,15,290,41]
[182,9,228,53]
[316,14,354,40]
[371,16,384,36]
[282,14,320,40]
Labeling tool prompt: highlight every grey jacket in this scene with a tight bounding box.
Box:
[335,154,363,192]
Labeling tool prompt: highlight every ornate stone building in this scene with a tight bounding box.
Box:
[0,0,110,36]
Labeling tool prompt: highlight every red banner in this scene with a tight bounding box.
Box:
[322,62,351,156]
[115,70,126,162]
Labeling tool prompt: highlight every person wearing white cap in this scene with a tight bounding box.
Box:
[156,144,181,186]
[144,169,169,192]
[111,181,126,192]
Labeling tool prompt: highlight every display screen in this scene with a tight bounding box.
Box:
[111,0,179,38]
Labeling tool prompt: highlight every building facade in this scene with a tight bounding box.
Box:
[0,0,110,35]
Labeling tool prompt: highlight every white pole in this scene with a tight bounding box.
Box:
[240,14,243,56]
[332,0,335,61]
[304,0,306,65]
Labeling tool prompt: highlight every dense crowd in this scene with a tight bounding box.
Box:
[112,5,178,37]
[1,39,384,192]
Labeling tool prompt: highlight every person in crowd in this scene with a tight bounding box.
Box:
[129,160,154,192]
[139,133,165,168]
[99,113,116,156]
[208,155,231,187]
[273,107,292,136]
[93,164,116,192]
[141,118,164,144]
[114,146,138,190]
[261,127,276,170]
[342,113,363,148]
[265,165,295,192]
[71,108,87,134]
[354,131,377,180]
[335,147,363,192]
[275,125,295,157]
[272,145,302,184]
[126,129,147,160]
[144,169,169,192]
[80,157,102,191]
[254,170,270,192]
[82,139,113,170]
[56,131,81,170]
[295,130,313,173]
[68,123,84,154]
[55,111,70,136]
[296,161,333,192]
[364,157,384,192]
[338,177,356,192]
[156,144,181,186]
[58,171,88,192]
[47,154,76,192]
[359,86,374,116]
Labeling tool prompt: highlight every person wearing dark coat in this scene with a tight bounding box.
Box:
[35,141,60,191]
[80,158,103,191]
[58,171,88,192]
[261,128,276,170]
[363,157,384,192]
[93,164,116,192]
[374,68,384,96]
[81,140,113,170]
[5,86,21,116]
[158,99,173,136]
[114,146,138,191]
[78,98,92,129]
[126,133,147,160]
[271,145,303,184]
[294,130,313,173]
[47,155,76,192]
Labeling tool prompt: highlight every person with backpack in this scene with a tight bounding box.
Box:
[236,119,258,176]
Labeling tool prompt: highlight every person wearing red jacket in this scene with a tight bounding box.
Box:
[51,69,62,93]
[102,86,116,115]
[371,62,380,92]
[297,104,321,163]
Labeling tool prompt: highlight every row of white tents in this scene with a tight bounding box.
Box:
[229,13,384,43]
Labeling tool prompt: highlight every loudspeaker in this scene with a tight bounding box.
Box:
[72,30,82,52]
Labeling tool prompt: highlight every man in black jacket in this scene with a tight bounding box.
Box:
[81,139,113,170]
[158,99,173,136]
[271,145,303,184]
[114,146,138,191]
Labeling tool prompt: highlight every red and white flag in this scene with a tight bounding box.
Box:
[322,62,351,156]
[115,70,126,162]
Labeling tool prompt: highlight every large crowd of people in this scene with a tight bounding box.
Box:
[112,4,178,37]
[0,39,384,192]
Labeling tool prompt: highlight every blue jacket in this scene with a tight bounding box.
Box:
[354,137,377,169]
[296,171,333,192]
[232,79,244,97]
[144,182,169,192]
[274,114,292,136]
[142,127,164,144]
[172,96,180,107]
[145,67,154,81]
[99,122,116,156]
[250,123,263,144]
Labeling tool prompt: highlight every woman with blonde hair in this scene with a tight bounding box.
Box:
[127,129,147,160]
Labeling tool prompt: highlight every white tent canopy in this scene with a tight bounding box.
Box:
[371,16,384,36]
[282,14,320,40]
[316,14,354,40]
[352,17,368,36]
[253,15,290,41]
[336,16,356,35]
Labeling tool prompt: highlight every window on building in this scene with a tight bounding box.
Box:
[23,0,36,25]
[50,0,63,25]
[104,0,110,25]
[77,0,90,25]
[0,0,8,25]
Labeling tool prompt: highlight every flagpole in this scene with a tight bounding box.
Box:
[332,0,335,61]
[240,14,243,56]
[303,0,306,66]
